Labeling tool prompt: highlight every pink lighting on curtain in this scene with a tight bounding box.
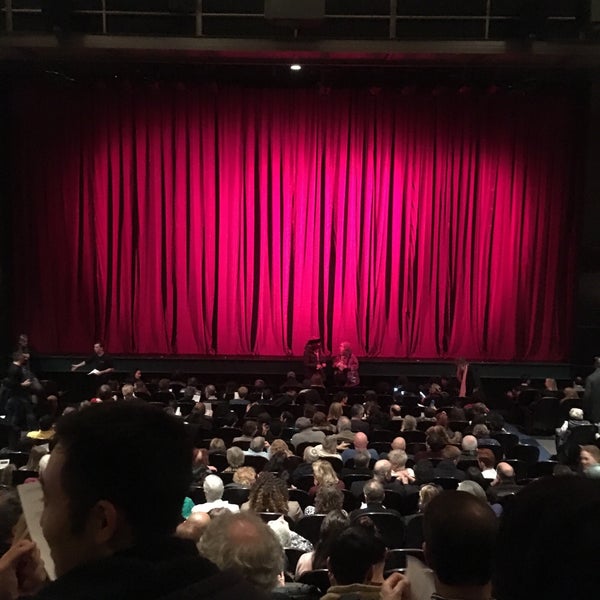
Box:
[10,83,580,360]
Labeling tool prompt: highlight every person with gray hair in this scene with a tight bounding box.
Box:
[244,436,269,459]
[290,417,326,449]
[199,511,285,591]
[350,479,402,520]
[224,446,245,472]
[555,407,592,462]
[192,474,240,513]
[388,449,415,483]
[461,435,478,458]
[336,416,355,444]
[457,479,488,502]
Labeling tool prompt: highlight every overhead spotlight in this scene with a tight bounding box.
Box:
[290,64,302,71]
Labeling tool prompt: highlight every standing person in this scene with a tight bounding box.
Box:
[333,342,360,387]
[303,337,327,381]
[70,341,115,382]
[583,356,600,425]
[5,351,36,449]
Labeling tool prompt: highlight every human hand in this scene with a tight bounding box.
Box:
[70,364,78,372]
[0,540,47,600]
[380,572,410,600]
[21,380,32,387]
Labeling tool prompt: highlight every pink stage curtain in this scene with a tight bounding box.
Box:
[10,83,580,360]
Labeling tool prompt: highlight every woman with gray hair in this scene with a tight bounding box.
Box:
[223,446,244,472]
[388,449,415,483]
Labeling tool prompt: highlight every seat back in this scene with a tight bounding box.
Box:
[507,444,540,466]
[295,514,326,545]
[352,511,405,549]
[297,570,330,596]
[222,486,250,506]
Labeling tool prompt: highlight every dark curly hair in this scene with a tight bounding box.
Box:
[248,471,289,514]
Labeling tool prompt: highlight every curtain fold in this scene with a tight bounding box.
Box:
[10,83,580,360]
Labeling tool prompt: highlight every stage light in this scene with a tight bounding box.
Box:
[290,64,302,71]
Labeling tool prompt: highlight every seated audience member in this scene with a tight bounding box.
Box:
[0,403,262,600]
[185,402,213,431]
[244,437,269,459]
[350,479,402,519]
[231,386,250,406]
[418,483,443,512]
[433,446,466,481]
[315,435,343,462]
[199,511,284,592]
[456,480,488,502]
[555,408,592,456]
[389,404,402,421]
[263,452,291,481]
[388,450,415,483]
[321,524,386,600]
[414,428,448,462]
[291,446,320,485]
[341,449,372,478]
[327,402,344,426]
[335,416,356,445]
[242,471,303,522]
[191,448,215,486]
[390,436,407,452]
[350,404,370,434]
[308,460,345,498]
[268,439,294,458]
[341,432,378,464]
[473,424,500,447]
[493,477,600,600]
[290,417,326,449]
[559,386,580,405]
[295,509,349,578]
[280,371,302,392]
[401,415,417,432]
[486,462,523,503]
[350,459,392,499]
[304,483,345,516]
[267,514,313,553]
[192,474,240,514]
[312,411,335,434]
[224,446,245,473]
[477,448,497,480]
[230,466,257,488]
[460,435,478,459]
[175,511,211,544]
[423,491,498,600]
[579,444,600,473]
[208,437,227,455]
[435,411,462,444]
[233,420,258,444]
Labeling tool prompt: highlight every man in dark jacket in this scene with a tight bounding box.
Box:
[0,402,265,600]
[584,356,600,424]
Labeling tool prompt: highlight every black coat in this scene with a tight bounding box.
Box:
[31,537,266,600]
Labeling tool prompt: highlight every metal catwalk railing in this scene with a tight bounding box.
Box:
[0,0,583,40]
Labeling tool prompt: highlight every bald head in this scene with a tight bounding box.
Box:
[353,432,368,450]
[391,436,406,451]
[374,459,392,482]
[462,435,477,453]
[496,462,515,483]
[176,511,211,542]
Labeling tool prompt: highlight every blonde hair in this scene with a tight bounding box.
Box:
[327,402,343,421]
[269,439,292,457]
[233,466,257,487]
[312,460,339,487]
